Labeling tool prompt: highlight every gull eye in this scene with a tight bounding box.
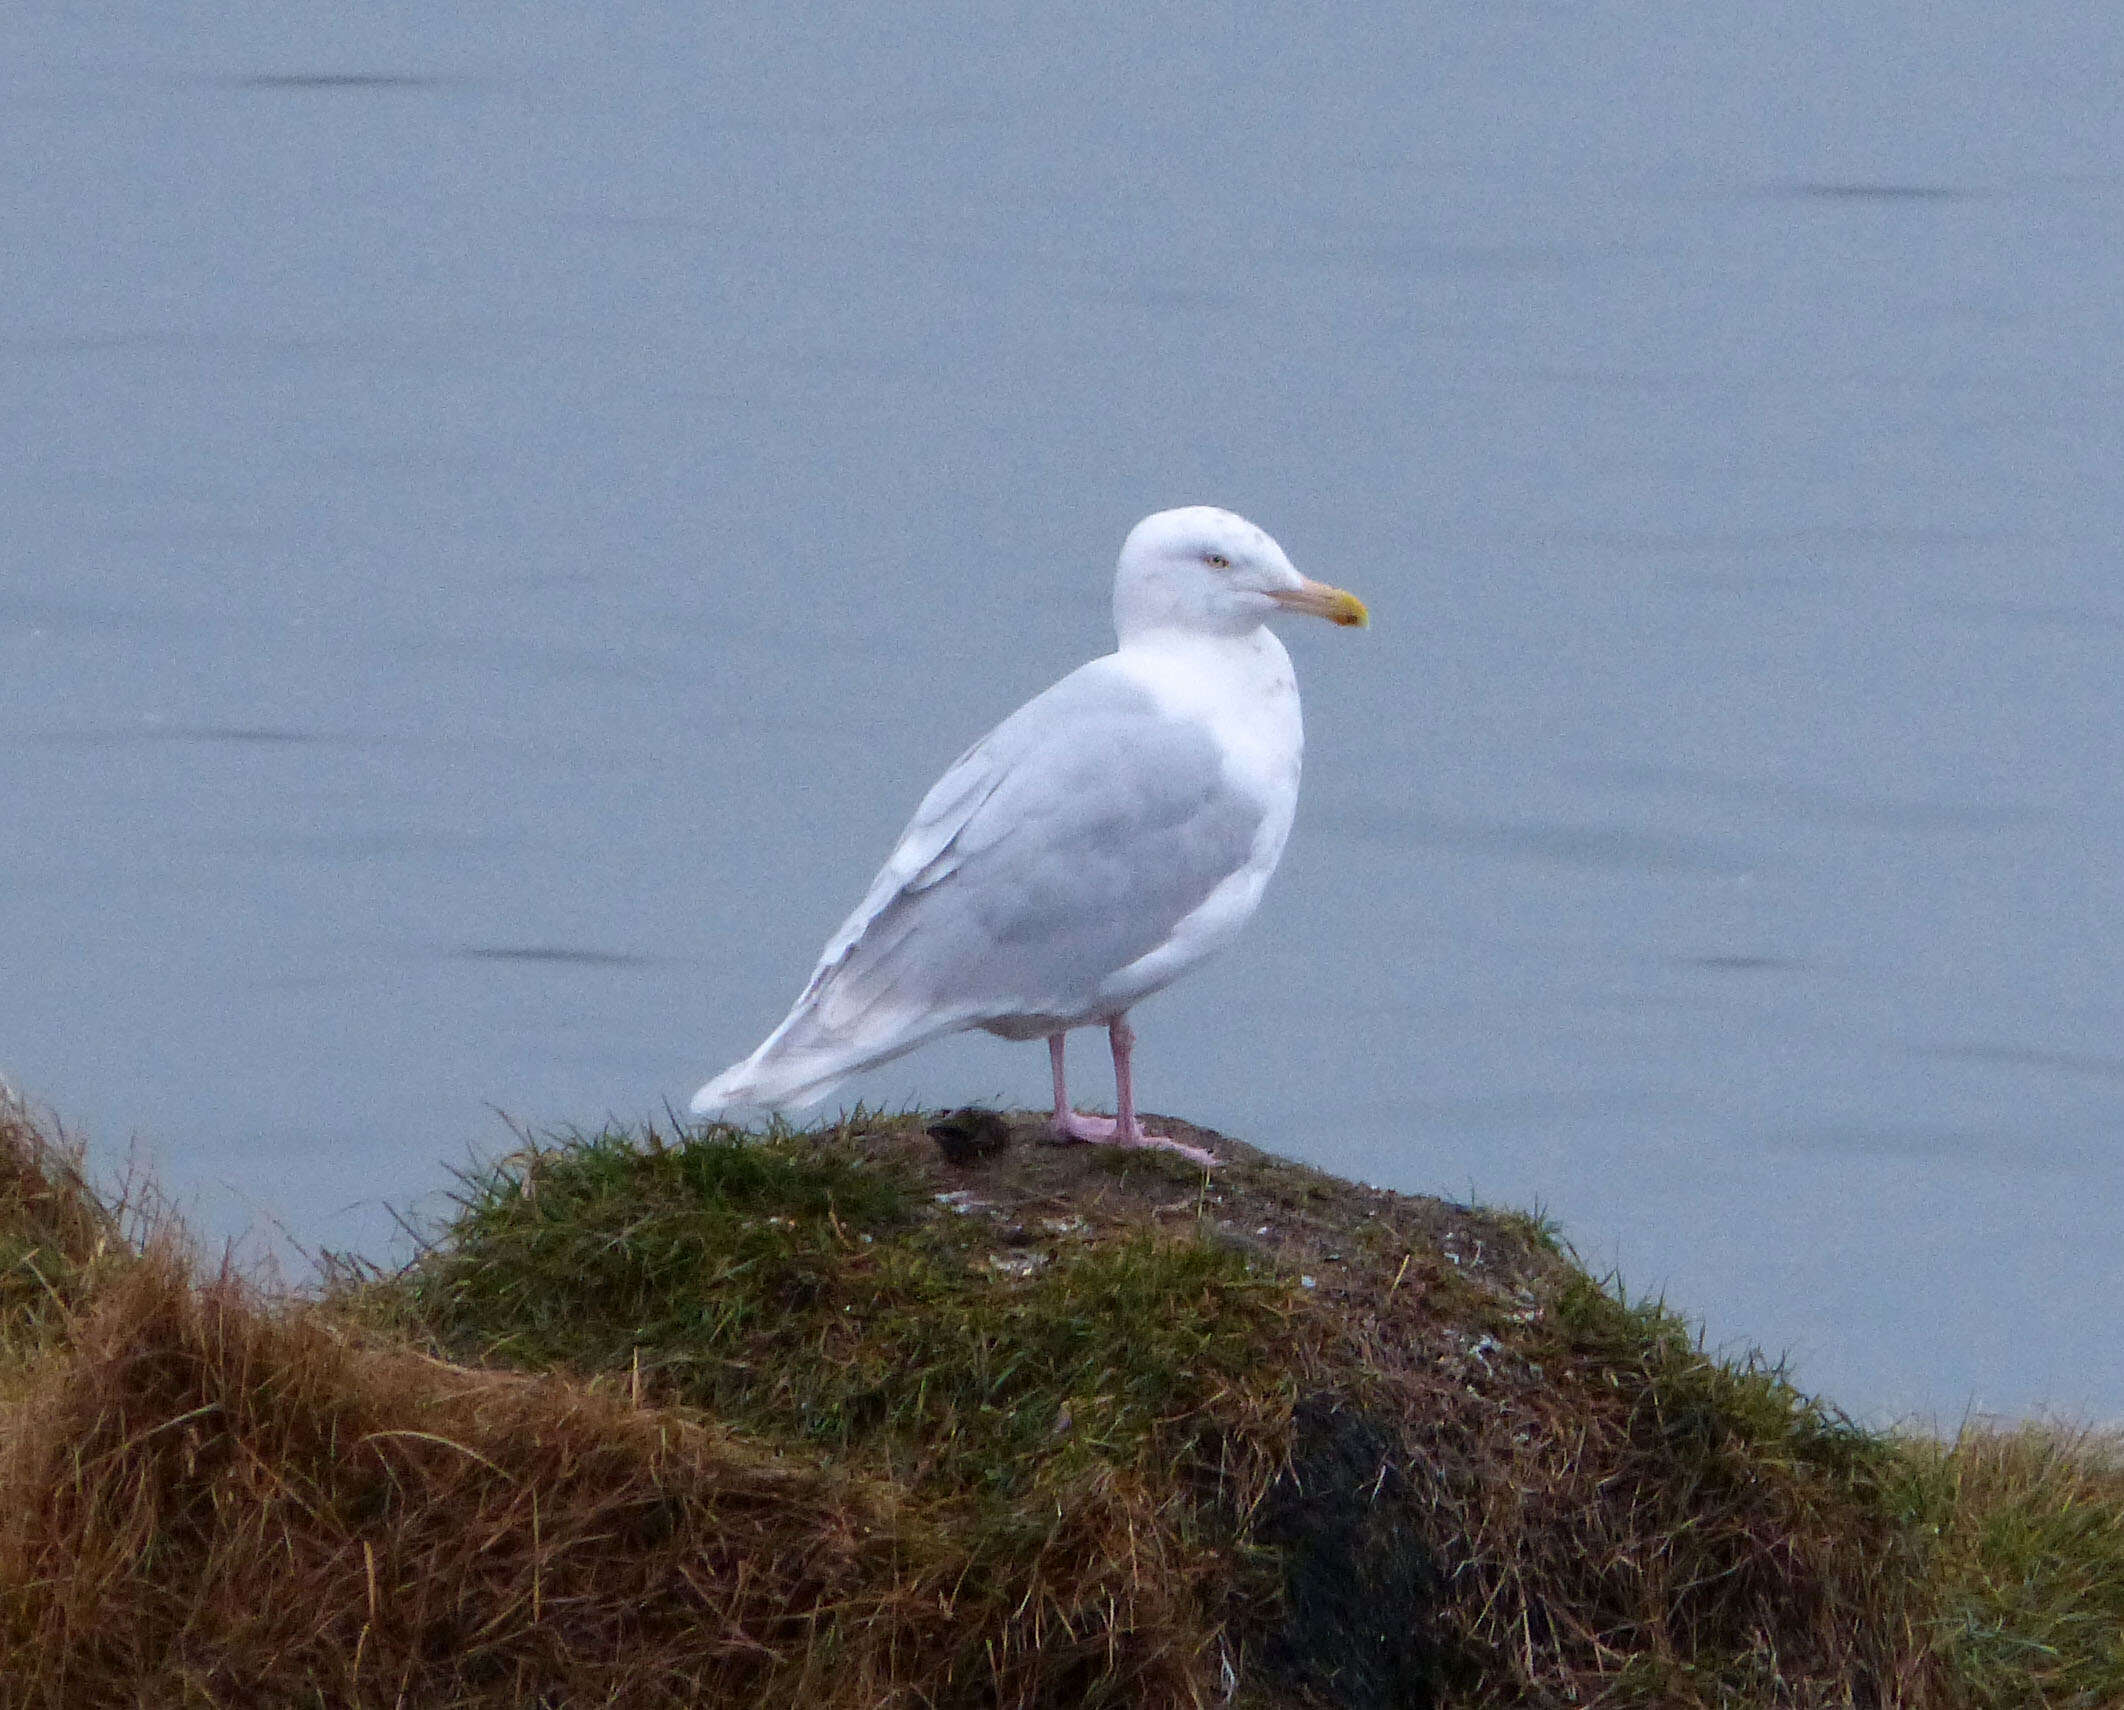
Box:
[1204,553,1232,570]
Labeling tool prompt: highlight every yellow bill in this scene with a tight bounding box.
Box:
[1271,577,1370,628]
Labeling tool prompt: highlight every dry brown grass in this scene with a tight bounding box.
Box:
[0,1251,1231,1707]
[1327,1267,1924,1705]
[1,1101,2117,1708]
[0,1104,1242,1707]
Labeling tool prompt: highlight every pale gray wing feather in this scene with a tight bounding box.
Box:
[800,659,1265,1040]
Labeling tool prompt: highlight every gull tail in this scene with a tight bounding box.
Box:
[687,994,966,1122]
[688,1042,860,1122]
[693,873,989,1122]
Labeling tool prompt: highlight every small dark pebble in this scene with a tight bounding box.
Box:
[927,1108,1011,1166]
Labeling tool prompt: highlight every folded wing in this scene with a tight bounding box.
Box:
[691,659,1266,1115]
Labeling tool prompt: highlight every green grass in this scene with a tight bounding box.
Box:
[0,1103,126,1369]
[1541,1266,1896,1492]
[399,1125,1302,1505]
[1904,1423,2124,1707]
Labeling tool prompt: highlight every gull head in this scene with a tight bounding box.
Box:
[1112,506,1369,643]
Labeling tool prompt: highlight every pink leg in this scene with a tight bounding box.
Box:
[1043,1017,1218,1167]
[1107,1016,1219,1166]
[1048,1032,1119,1142]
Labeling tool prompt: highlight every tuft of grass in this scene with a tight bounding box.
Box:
[1543,1268,1894,1490]
[0,1099,131,1369]
[1302,1253,1925,1706]
[1903,1422,2124,1707]
[1487,1269,1919,1703]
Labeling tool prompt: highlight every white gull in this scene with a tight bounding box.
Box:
[690,506,1368,1167]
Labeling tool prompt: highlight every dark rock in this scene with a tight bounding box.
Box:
[925,1108,1011,1167]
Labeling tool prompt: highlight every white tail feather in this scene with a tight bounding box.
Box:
[688,1000,975,1121]
[688,1051,855,1119]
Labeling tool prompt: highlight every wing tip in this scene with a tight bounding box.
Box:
[688,1058,840,1125]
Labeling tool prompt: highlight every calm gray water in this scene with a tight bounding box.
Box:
[6,4,2120,1422]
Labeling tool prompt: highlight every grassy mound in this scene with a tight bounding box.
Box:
[1,1096,2119,1706]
